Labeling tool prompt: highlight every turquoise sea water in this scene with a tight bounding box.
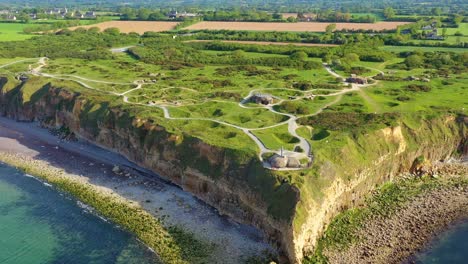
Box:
[413,220,468,264]
[0,163,158,264]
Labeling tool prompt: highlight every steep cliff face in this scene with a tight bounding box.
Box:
[0,77,466,263]
[0,77,299,261]
[292,116,467,262]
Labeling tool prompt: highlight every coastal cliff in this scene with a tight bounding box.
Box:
[1,76,466,263]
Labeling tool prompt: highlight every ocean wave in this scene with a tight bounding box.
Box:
[24,173,53,187]
[76,201,109,222]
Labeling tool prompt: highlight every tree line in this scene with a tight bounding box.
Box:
[0,29,138,59]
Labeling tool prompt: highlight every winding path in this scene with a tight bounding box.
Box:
[2,57,378,170]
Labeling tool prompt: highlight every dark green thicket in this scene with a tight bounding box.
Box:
[0,30,139,59]
[246,160,298,221]
[130,41,323,70]
[299,112,400,133]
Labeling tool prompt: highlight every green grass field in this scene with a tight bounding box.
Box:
[0,23,36,41]
[1,37,467,160]
[252,124,299,150]
[439,23,468,36]
[380,45,467,53]
[350,12,384,21]
[0,19,104,42]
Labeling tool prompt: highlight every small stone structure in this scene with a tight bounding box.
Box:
[346,74,367,85]
[268,147,302,169]
[269,154,288,168]
[268,154,301,169]
[250,93,274,105]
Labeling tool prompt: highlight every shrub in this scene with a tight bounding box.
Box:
[406,84,431,92]
[312,129,330,140]
[396,96,411,101]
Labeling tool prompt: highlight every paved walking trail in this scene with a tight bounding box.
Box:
[3,57,378,170]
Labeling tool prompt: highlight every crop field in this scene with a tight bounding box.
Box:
[381,46,468,53]
[69,21,180,33]
[187,40,338,47]
[184,21,411,32]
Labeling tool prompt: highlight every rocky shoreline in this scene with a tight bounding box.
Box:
[0,117,275,263]
[324,164,468,264]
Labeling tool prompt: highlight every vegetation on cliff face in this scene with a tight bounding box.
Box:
[0,76,300,224]
[0,154,212,264]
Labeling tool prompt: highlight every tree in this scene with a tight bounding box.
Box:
[137,8,151,20]
[431,7,442,17]
[272,12,282,20]
[87,27,101,34]
[103,27,120,36]
[405,54,423,68]
[454,15,463,26]
[17,13,30,23]
[344,53,359,63]
[326,23,336,34]
[232,49,245,58]
[343,12,351,22]
[442,28,448,38]
[290,51,308,60]
[383,7,395,19]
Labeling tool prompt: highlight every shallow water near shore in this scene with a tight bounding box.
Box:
[413,220,468,264]
[0,164,158,264]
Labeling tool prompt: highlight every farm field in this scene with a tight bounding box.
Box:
[438,23,468,36]
[0,23,35,41]
[280,12,383,21]
[184,21,411,32]
[69,21,180,33]
[381,45,468,53]
[186,40,338,47]
[0,20,102,42]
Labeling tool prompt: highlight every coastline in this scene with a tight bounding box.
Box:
[0,154,204,264]
[320,172,468,264]
[0,117,275,263]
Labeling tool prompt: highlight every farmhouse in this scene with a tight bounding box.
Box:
[85,11,96,18]
[421,25,433,31]
[15,74,29,82]
[426,29,444,40]
[250,93,274,105]
[6,15,16,21]
[168,10,198,19]
[297,13,316,22]
[401,29,411,35]
[74,11,84,19]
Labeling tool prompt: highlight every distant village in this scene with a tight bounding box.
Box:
[0,8,96,21]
